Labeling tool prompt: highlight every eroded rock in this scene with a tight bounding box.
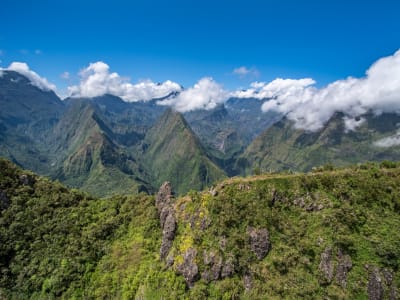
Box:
[201,250,223,282]
[160,212,176,259]
[157,182,176,260]
[156,181,173,213]
[248,227,271,260]
[319,247,334,283]
[176,248,199,288]
[336,249,352,288]
[368,267,384,300]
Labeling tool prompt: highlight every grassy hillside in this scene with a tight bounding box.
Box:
[0,158,399,299]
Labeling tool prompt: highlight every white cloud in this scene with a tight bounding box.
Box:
[60,71,70,80]
[233,78,315,100]
[68,61,182,101]
[35,49,42,55]
[4,62,57,91]
[233,66,260,78]
[374,131,400,147]
[234,49,400,132]
[343,116,365,132]
[0,50,3,56]
[157,77,229,112]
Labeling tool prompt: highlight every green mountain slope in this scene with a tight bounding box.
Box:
[0,158,399,299]
[51,99,152,197]
[240,112,400,174]
[0,71,65,173]
[141,109,226,195]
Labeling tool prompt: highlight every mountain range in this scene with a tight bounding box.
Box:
[1,70,400,196]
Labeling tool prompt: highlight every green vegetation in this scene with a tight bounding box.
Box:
[241,112,400,174]
[142,109,226,195]
[1,157,399,299]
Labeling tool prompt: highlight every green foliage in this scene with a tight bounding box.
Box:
[142,109,226,195]
[1,158,400,299]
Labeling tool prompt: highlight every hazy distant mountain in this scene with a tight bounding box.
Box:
[240,112,400,173]
[3,70,400,196]
[184,98,280,174]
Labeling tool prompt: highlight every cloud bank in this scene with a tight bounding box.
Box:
[374,131,400,148]
[157,77,229,112]
[68,61,182,102]
[4,62,57,92]
[234,50,400,131]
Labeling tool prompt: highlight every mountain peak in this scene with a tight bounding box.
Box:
[142,109,226,194]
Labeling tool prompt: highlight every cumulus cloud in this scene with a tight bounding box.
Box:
[232,78,315,100]
[157,77,229,112]
[4,62,57,91]
[233,49,400,132]
[374,131,400,147]
[233,66,260,78]
[60,71,70,80]
[68,61,182,102]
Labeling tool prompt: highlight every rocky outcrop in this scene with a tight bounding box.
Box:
[248,227,271,260]
[336,249,352,288]
[160,213,176,260]
[367,267,398,300]
[201,250,223,282]
[176,248,199,288]
[0,190,10,210]
[156,182,176,260]
[368,267,384,300]
[19,174,35,186]
[319,247,334,283]
[156,181,173,213]
[221,256,235,278]
[201,250,236,283]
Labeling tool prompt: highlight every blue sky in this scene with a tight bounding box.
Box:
[1,0,399,92]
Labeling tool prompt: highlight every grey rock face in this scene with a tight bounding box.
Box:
[248,227,271,260]
[368,267,384,300]
[176,248,199,288]
[160,212,176,259]
[157,182,176,260]
[156,181,173,213]
[319,247,334,283]
[336,249,352,288]
[201,250,223,282]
